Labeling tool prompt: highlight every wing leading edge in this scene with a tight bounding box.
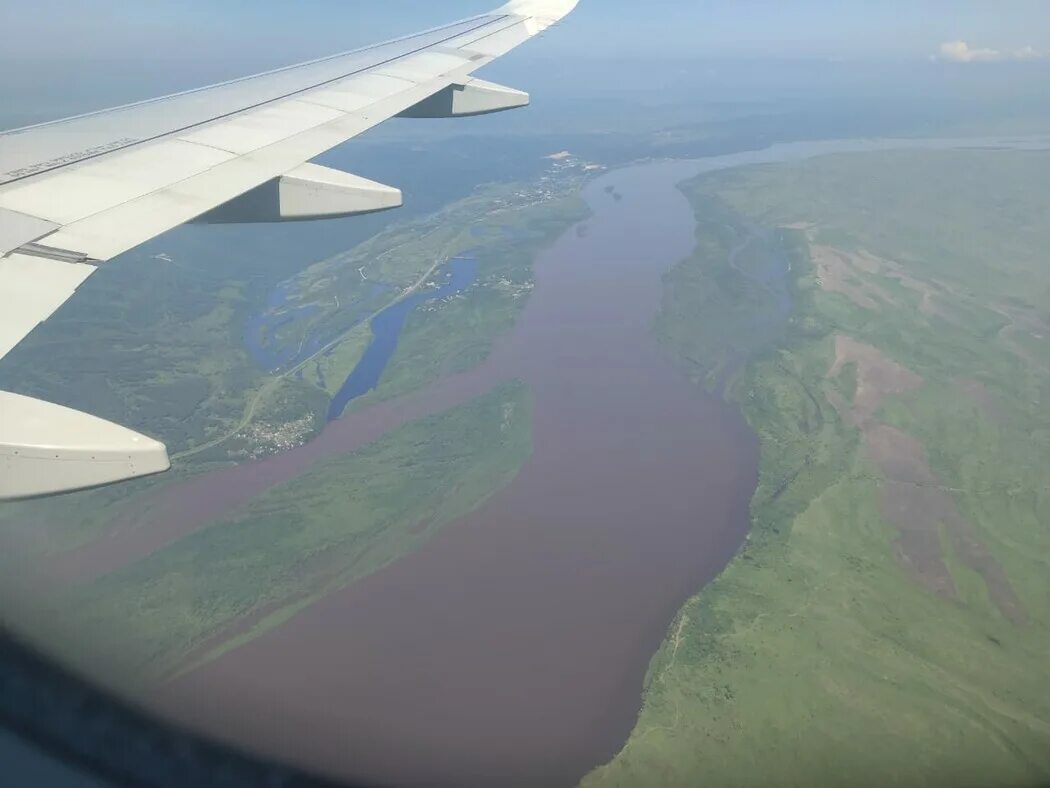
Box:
[0,0,579,500]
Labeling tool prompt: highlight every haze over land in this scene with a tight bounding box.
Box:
[2,2,1050,786]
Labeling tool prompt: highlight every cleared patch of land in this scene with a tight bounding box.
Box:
[587,149,1050,787]
[826,337,1024,619]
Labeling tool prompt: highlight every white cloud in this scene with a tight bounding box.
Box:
[938,40,1002,62]
[936,40,1045,63]
[1014,45,1044,61]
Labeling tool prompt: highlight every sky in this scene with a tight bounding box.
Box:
[2,0,1049,130]
[2,0,1049,63]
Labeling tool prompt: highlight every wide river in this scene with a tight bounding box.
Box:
[72,136,1050,786]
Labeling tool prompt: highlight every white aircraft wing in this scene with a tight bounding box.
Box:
[0,0,579,499]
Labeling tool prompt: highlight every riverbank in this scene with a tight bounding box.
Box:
[586,147,1050,787]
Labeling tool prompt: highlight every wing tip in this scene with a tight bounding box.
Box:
[499,0,580,23]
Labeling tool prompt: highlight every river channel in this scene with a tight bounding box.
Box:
[81,136,1050,786]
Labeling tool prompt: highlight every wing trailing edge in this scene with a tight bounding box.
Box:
[0,391,170,500]
[197,165,403,224]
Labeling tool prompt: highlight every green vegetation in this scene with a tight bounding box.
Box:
[0,160,587,466]
[307,322,372,396]
[0,249,269,460]
[188,170,589,459]
[586,150,1050,787]
[0,152,597,694]
[655,193,798,390]
[347,190,590,408]
[0,160,591,565]
[43,382,532,684]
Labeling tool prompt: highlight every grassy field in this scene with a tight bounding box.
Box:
[34,382,532,685]
[585,150,1050,787]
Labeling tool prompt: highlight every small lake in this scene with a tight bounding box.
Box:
[242,281,315,371]
[243,276,397,374]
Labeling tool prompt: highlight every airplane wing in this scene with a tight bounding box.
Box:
[0,0,579,500]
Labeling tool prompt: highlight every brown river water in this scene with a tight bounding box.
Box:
[38,137,1050,786]
[147,157,759,787]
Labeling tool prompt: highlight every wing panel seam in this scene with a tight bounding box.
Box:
[0,15,519,188]
[30,75,458,251]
